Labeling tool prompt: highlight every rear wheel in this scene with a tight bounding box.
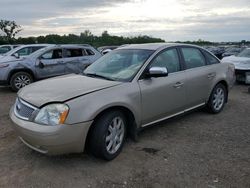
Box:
[10,72,33,92]
[207,83,227,113]
[89,110,127,160]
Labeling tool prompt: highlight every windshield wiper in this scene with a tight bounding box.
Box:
[84,73,116,81]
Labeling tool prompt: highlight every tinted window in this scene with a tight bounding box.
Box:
[204,51,219,64]
[65,48,83,57]
[181,48,206,69]
[41,49,62,59]
[150,48,180,73]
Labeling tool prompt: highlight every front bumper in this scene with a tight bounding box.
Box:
[10,107,93,155]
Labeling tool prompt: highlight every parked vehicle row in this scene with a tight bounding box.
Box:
[0,44,101,91]
[204,46,246,59]
[10,43,235,160]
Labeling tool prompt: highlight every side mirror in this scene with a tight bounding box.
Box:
[146,67,168,78]
[13,53,20,59]
[36,59,44,69]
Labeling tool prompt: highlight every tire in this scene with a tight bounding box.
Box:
[10,72,33,92]
[89,110,127,160]
[207,83,227,114]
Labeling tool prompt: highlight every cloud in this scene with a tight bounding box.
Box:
[0,0,249,41]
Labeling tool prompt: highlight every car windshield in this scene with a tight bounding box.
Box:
[84,49,154,82]
[237,48,250,58]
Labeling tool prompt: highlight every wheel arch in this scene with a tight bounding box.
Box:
[213,80,229,103]
[7,69,35,84]
[85,105,138,150]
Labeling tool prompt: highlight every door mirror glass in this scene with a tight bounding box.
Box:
[148,67,168,77]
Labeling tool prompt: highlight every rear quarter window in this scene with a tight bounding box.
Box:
[203,50,220,65]
[65,48,83,57]
[181,47,206,69]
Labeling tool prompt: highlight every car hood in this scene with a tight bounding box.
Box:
[221,56,250,70]
[18,74,122,107]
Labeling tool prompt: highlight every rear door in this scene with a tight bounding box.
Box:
[63,48,90,74]
[138,48,187,126]
[180,47,215,108]
[35,48,65,79]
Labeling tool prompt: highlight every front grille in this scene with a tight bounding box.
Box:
[14,98,37,120]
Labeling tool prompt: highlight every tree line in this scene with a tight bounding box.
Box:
[0,19,249,47]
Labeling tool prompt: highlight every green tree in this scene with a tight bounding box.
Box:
[0,20,22,43]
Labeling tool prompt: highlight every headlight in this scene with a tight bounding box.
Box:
[34,104,69,126]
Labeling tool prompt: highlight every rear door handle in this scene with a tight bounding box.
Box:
[173,82,184,88]
[57,60,64,63]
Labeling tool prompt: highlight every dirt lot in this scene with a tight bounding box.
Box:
[0,85,249,188]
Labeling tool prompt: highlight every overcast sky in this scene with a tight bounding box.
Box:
[0,0,249,41]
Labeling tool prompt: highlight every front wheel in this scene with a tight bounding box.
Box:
[207,83,227,114]
[10,72,33,92]
[89,111,127,160]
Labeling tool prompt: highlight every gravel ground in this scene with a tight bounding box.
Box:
[0,85,249,188]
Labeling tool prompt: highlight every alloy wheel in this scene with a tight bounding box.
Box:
[212,87,225,111]
[14,75,31,89]
[105,116,125,154]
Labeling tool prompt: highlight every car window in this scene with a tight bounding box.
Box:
[150,48,180,73]
[16,47,32,56]
[41,49,62,59]
[86,49,95,55]
[65,48,83,57]
[181,48,206,69]
[203,51,220,65]
[0,46,11,54]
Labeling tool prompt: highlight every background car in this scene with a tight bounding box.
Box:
[0,45,20,55]
[205,46,226,59]
[222,48,250,84]
[10,43,235,160]
[0,44,51,63]
[0,44,102,91]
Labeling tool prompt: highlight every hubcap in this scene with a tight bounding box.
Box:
[105,116,125,154]
[14,75,31,89]
[212,87,224,111]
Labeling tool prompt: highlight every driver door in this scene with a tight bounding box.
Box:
[35,48,65,79]
[138,48,187,126]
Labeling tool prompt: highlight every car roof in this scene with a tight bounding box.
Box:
[118,43,201,51]
[53,44,92,48]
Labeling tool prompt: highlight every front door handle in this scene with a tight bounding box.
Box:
[57,60,64,63]
[173,82,184,88]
